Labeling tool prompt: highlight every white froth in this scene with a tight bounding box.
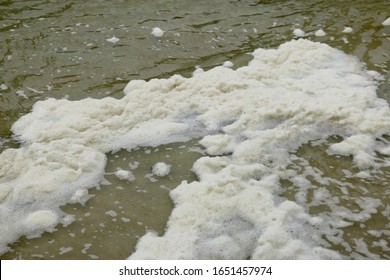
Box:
[70,189,90,203]
[16,90,28,98]
[222,61,234,68]
[115,169,135,181]
[192,67,204,76]
[152,162,171,177]
[0,141,106,254]
[121,217,131,223]
[151,27,164,37]
[105,210,117,217]
[0,84,8,90]
[314,29,326,36]
[342,27,353,33]
[106,36,120,43]
[328,134,377,169]
[382,17,390,26]
[23,210,58,233]
[1,39,389,258]
[129,161,140,170]
[293,28,306,37]
[81,243,92,254]
[59,247,73,255]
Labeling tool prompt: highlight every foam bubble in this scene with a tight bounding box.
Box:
[106,36,120,44]
[59,247,73,255]
[129,161,140,170]
[314,29,326,37]
[115,169,136,181]
[105,210,117,217]
[293,29,306,37]
[342,27,353,33]
[16,90,27,98]
[151,27,164,37]
[223,61,234,68]
[152,162,171,177]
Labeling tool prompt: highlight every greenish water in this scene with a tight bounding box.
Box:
[0,0,389,259]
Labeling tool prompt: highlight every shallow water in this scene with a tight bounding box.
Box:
[2,140,204,259]
[0,0,389,259]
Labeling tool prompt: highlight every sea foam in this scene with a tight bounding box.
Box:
[0,39,389,258]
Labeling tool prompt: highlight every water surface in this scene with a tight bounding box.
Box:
[0,0,389,259]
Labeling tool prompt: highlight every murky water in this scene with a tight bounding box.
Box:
[2,140,205,259]
[0,0,389,259]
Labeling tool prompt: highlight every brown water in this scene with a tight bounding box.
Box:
[0,0,389,259]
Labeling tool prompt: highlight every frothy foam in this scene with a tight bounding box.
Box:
[152,162,171,177]
[0,39,389,258]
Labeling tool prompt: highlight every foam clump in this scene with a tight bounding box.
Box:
[382,17,390,26]
[151,27,164,37]
[342,27,353,33]
[314,29,326,36]
[106,36,120,44]
[105,210,117,217]
[1,39,389,258]
[115,169,135,181]
[328,134,377,169]
[152,162,171,177]
[222,61,234,68]
[0,142,106,254]
[293,28,306,37]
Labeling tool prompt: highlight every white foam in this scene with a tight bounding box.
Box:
[152,162,171,177]
[314,29,326,37]
[192,66,204,76]
[0,142,106,254]
[16,90,28,98]
[151,27,164,37]
[59,247,73,255]
[144,173,158,183]
[328,134,377,169]
[342,27,353,33]
[115,169,135,181]
[22,210,58,234]
[70,189,90,204]
[81,243,92,254]
[382,17,390,26]
[129,161,140,170]
[1,39,389,258]
[105,210,117,217]
[0,84,8,91]
[121,217,131,223]
[293,28,306,37]
[106,36,120,44]
[222,61,234,68]
[27,87,44,94]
